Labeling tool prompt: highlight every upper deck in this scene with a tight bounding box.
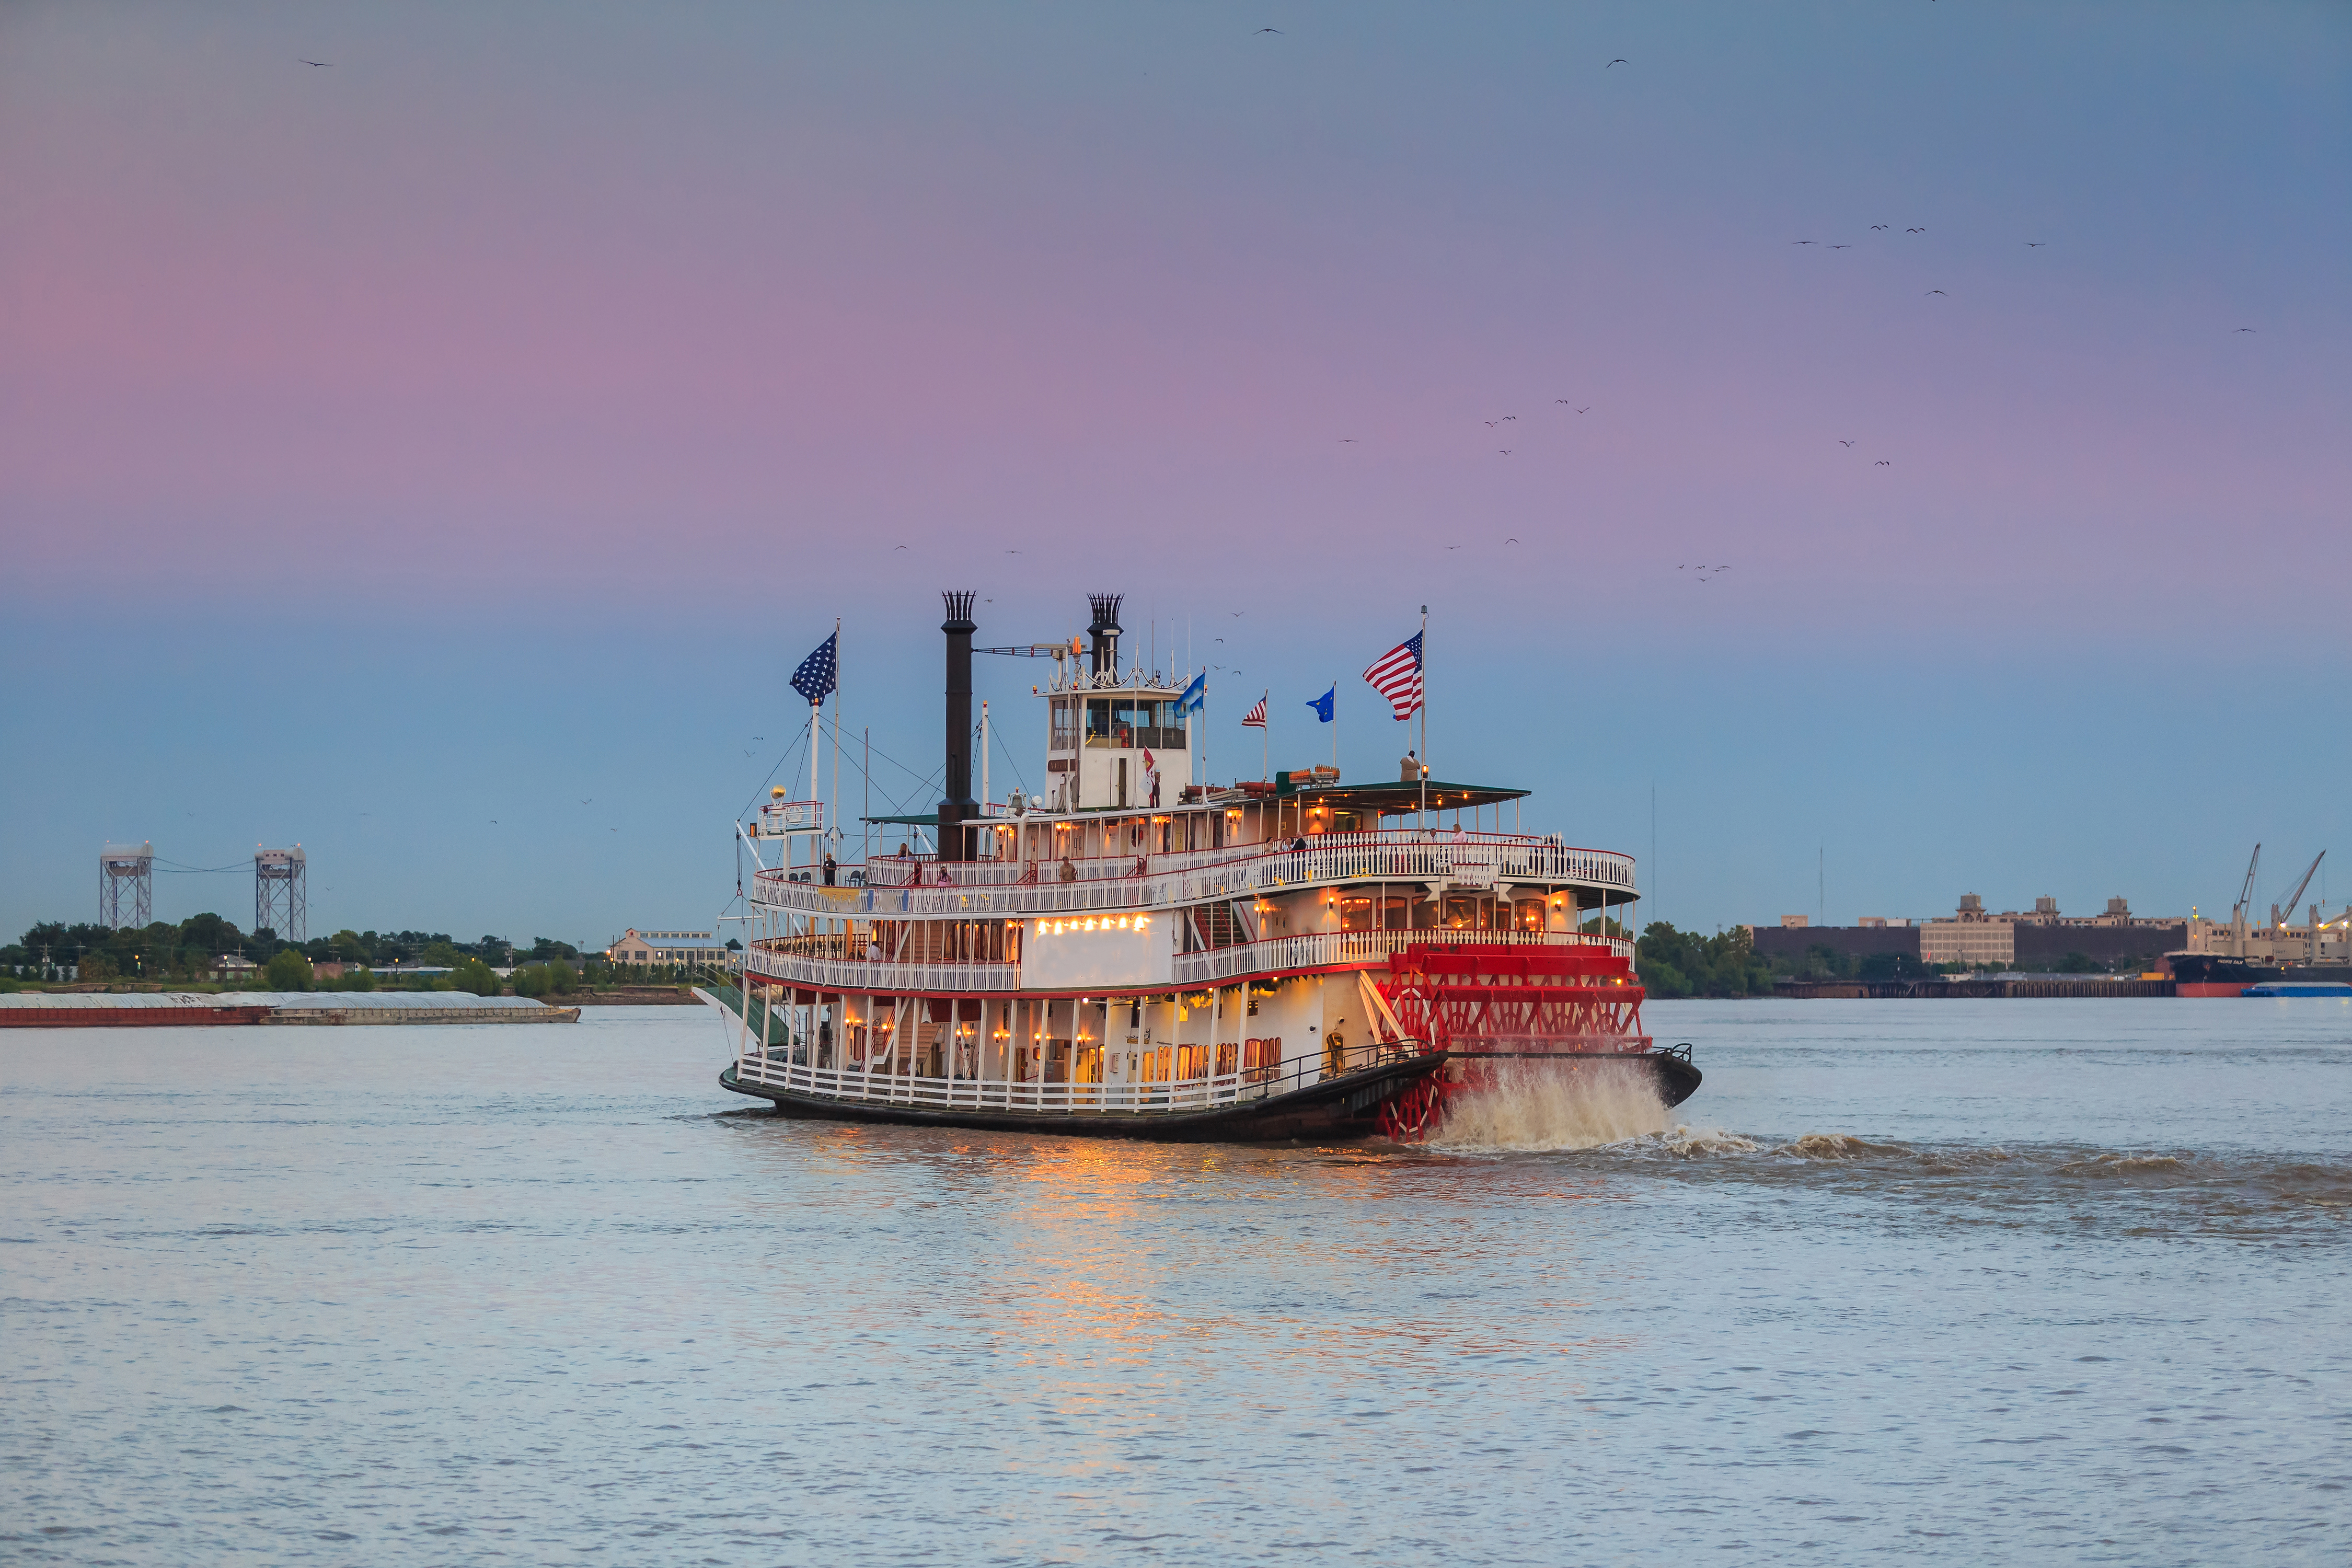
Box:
[752,822,1635,919]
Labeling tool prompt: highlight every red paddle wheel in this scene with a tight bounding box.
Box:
[1368,942,1652,1142]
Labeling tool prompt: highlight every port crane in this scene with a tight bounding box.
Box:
[2231,843,2261,931]
[2271,850,2326,929]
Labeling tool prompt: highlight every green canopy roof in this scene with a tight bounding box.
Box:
[1292,779,1528,815]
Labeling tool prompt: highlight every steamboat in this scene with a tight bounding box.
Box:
[702,593,1698,1141]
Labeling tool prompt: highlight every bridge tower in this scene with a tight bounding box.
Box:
[99,842,153,929]
[255,846,307,943]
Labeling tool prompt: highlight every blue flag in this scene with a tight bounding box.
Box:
[791,631,838,705]
[1307,685,1335,722]
[1179,670,1206,713]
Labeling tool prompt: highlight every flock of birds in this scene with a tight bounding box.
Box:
[283,42,2266,609]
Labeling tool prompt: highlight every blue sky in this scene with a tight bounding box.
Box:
[4,2,2346,944]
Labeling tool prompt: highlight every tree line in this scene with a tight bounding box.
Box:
[5,917,589,976]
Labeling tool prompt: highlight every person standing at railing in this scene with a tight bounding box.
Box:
[1323,1022,1346,1081]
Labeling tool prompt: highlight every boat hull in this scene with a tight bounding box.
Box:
[718,1052,1446,1142]
[718,1045,1699,1143]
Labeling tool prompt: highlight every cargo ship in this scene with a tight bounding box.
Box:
[2166,952,2352,998]
[700,593,1697,1141]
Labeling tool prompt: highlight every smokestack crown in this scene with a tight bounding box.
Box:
[1087,592,1123,678]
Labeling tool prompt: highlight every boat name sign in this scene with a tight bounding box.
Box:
[1024,913,1174,991]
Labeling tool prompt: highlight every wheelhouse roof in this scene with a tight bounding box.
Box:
[1291,780,1529,815]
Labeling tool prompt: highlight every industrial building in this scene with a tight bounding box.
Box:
[1750,896,2187,971]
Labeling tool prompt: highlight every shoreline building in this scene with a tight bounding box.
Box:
[1750,897,2187,970]
[607,929,735,970]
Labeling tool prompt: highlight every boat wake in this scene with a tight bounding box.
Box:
[1425,1060,1669,1152]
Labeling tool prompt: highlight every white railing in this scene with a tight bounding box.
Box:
[859,829,1633,892]
[742,928,1631,994]
[733,1037,1422,1115]
[755,835,1636,919]
[744,948,1021,994]
[1172,928,1630,985]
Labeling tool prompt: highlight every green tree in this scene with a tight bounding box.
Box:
[180,912,239,954]
[1636,922,1777,997]
[265,949,314,989]
[421,940,462,967]
[449,958,503,997]
[78,951,118,983]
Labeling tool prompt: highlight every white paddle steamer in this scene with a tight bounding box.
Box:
[703,593,1697,1140]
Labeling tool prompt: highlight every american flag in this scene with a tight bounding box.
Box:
[1362,631,1423,720]
[1241,696,1267,728]
[790,630,838,705]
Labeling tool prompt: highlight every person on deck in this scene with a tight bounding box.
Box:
[1400,751,1427,781]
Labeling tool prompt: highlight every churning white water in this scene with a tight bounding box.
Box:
[1425,1058,1669,1151]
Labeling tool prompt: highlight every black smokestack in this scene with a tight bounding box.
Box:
[939,591,977,861]
[1087,593,1123,680]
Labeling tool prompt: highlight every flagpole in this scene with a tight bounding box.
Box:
[830,618,841,862]
[1261,689,1269,781]
[1331,676,1339,774]
[1417,605,1427,829]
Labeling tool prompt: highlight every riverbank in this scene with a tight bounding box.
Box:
[1777,976,2176,999]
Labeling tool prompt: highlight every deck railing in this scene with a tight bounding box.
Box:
[1172,927,1627,984]
[738,926,1630,995]
[756,833,1635,919]
[743,947,1020,994]
[733,1034,1428,1115]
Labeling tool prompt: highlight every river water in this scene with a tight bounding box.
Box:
[5,999,2347,1564]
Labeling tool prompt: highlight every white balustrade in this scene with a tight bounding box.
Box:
[1172,928,1631,985]
[731,1039,1418,1115]
[753,832,1635,919]
[744,948,1021,993]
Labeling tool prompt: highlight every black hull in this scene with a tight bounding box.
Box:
[719,1048,1700,1142]
[2167,953,2352,986]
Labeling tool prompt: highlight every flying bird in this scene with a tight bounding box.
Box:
[1906,227,1926,234]
[893,544,908,550]
[2233,327,2256,333]
[1839,440,1854,446]
[300,59,331,67]
[1255,27,1282,34]
[1607,58,1628,67]
[1926,289,1946,295]
[1575,407,1590,413]
[1502,414,1516,421]
[1875,460,1892,466]
[1830,244,1852,249]
[1340,437,1357,443]
[1871,224,1889,231]
[1497,449,1512,456]
[2026,242,2046,248]
[1505,536,1520,544]
[1793,240,1817,246]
